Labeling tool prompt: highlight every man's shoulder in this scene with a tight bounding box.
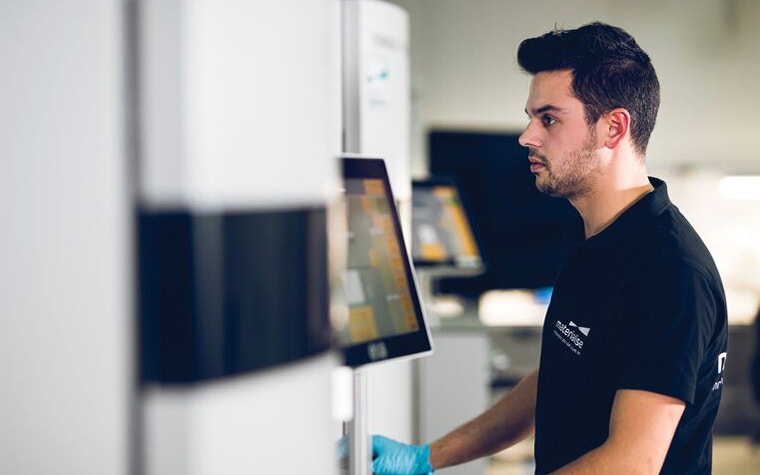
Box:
[639,203,720,283]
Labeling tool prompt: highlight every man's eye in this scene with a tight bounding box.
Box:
[542,115,556,127]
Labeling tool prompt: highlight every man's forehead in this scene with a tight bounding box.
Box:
[525,70,579,112]
[530,70,574,92]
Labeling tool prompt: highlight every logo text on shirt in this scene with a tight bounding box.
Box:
[713,352,727,391]
[553,319,591,356]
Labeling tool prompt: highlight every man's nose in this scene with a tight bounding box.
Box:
[518,121,540,149]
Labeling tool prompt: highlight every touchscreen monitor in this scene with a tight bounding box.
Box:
[411,178,483,270]
[339,157,433,367]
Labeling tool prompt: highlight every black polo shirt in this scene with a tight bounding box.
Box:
[534,178,728,475]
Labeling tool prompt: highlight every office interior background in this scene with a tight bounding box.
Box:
[2,0,760,474]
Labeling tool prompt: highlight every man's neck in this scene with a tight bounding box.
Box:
[571,172,654,239]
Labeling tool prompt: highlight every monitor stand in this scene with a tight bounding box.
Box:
[347,370,370,475]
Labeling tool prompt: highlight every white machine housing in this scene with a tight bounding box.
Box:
[138,1,342,475]
[343,0,411,203]
[342,5,421,475]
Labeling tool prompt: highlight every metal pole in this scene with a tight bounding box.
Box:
[349,370,370,475]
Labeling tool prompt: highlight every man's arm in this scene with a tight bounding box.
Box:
[428,368,539,470]
[550,389,686,475]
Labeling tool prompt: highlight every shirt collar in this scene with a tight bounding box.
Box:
[571,177,671,245]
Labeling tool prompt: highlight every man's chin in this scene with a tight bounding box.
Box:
[534,177,550,194]
[535,180,563,198]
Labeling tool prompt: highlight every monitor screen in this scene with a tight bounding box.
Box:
[428,130,576,297]
[339,157,433,367]
[412,178,483,270]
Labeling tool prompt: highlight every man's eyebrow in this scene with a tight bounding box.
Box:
[525,104,566,116]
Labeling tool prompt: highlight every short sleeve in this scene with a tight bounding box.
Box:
[614,265,716,405]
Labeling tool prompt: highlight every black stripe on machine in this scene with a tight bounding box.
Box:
[138,207,332,384]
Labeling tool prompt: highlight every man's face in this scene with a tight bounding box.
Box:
[519,70,601,200]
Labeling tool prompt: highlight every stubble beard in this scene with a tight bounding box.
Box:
[532,131,599,200]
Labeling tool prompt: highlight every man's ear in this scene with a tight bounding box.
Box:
[603,108,631,150]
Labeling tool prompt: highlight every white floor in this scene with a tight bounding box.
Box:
[487,436,760,475]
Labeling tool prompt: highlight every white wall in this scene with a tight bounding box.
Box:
[0,1,132,474]
[389,0,760,175]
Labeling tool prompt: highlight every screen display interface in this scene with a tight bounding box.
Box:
[341,178,420,345]
[412,184,481,267]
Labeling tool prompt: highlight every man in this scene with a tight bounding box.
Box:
[371,22,728,475]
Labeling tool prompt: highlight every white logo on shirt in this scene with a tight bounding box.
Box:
[569,321,591,337]
[717,352,727,373]
[713,352,727,391]
[553,319,591,356]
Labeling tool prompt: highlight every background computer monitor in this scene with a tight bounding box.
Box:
[428,130,577,298]
[411,177,484,272]
[339,156,433,367]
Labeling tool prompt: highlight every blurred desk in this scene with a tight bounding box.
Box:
[488,325,542,389]
[476,290,546,388]
[479,290,548,327]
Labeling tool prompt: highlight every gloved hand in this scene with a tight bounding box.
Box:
[371,435,434,475]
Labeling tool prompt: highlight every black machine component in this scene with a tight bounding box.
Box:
[138,208,332,384]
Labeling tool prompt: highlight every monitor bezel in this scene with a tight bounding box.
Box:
[340,156,433,368]
[411,176,486,270]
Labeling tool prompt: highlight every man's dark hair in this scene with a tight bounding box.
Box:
[517,22,660,155]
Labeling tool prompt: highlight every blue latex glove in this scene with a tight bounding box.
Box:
[371,435,434,475]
